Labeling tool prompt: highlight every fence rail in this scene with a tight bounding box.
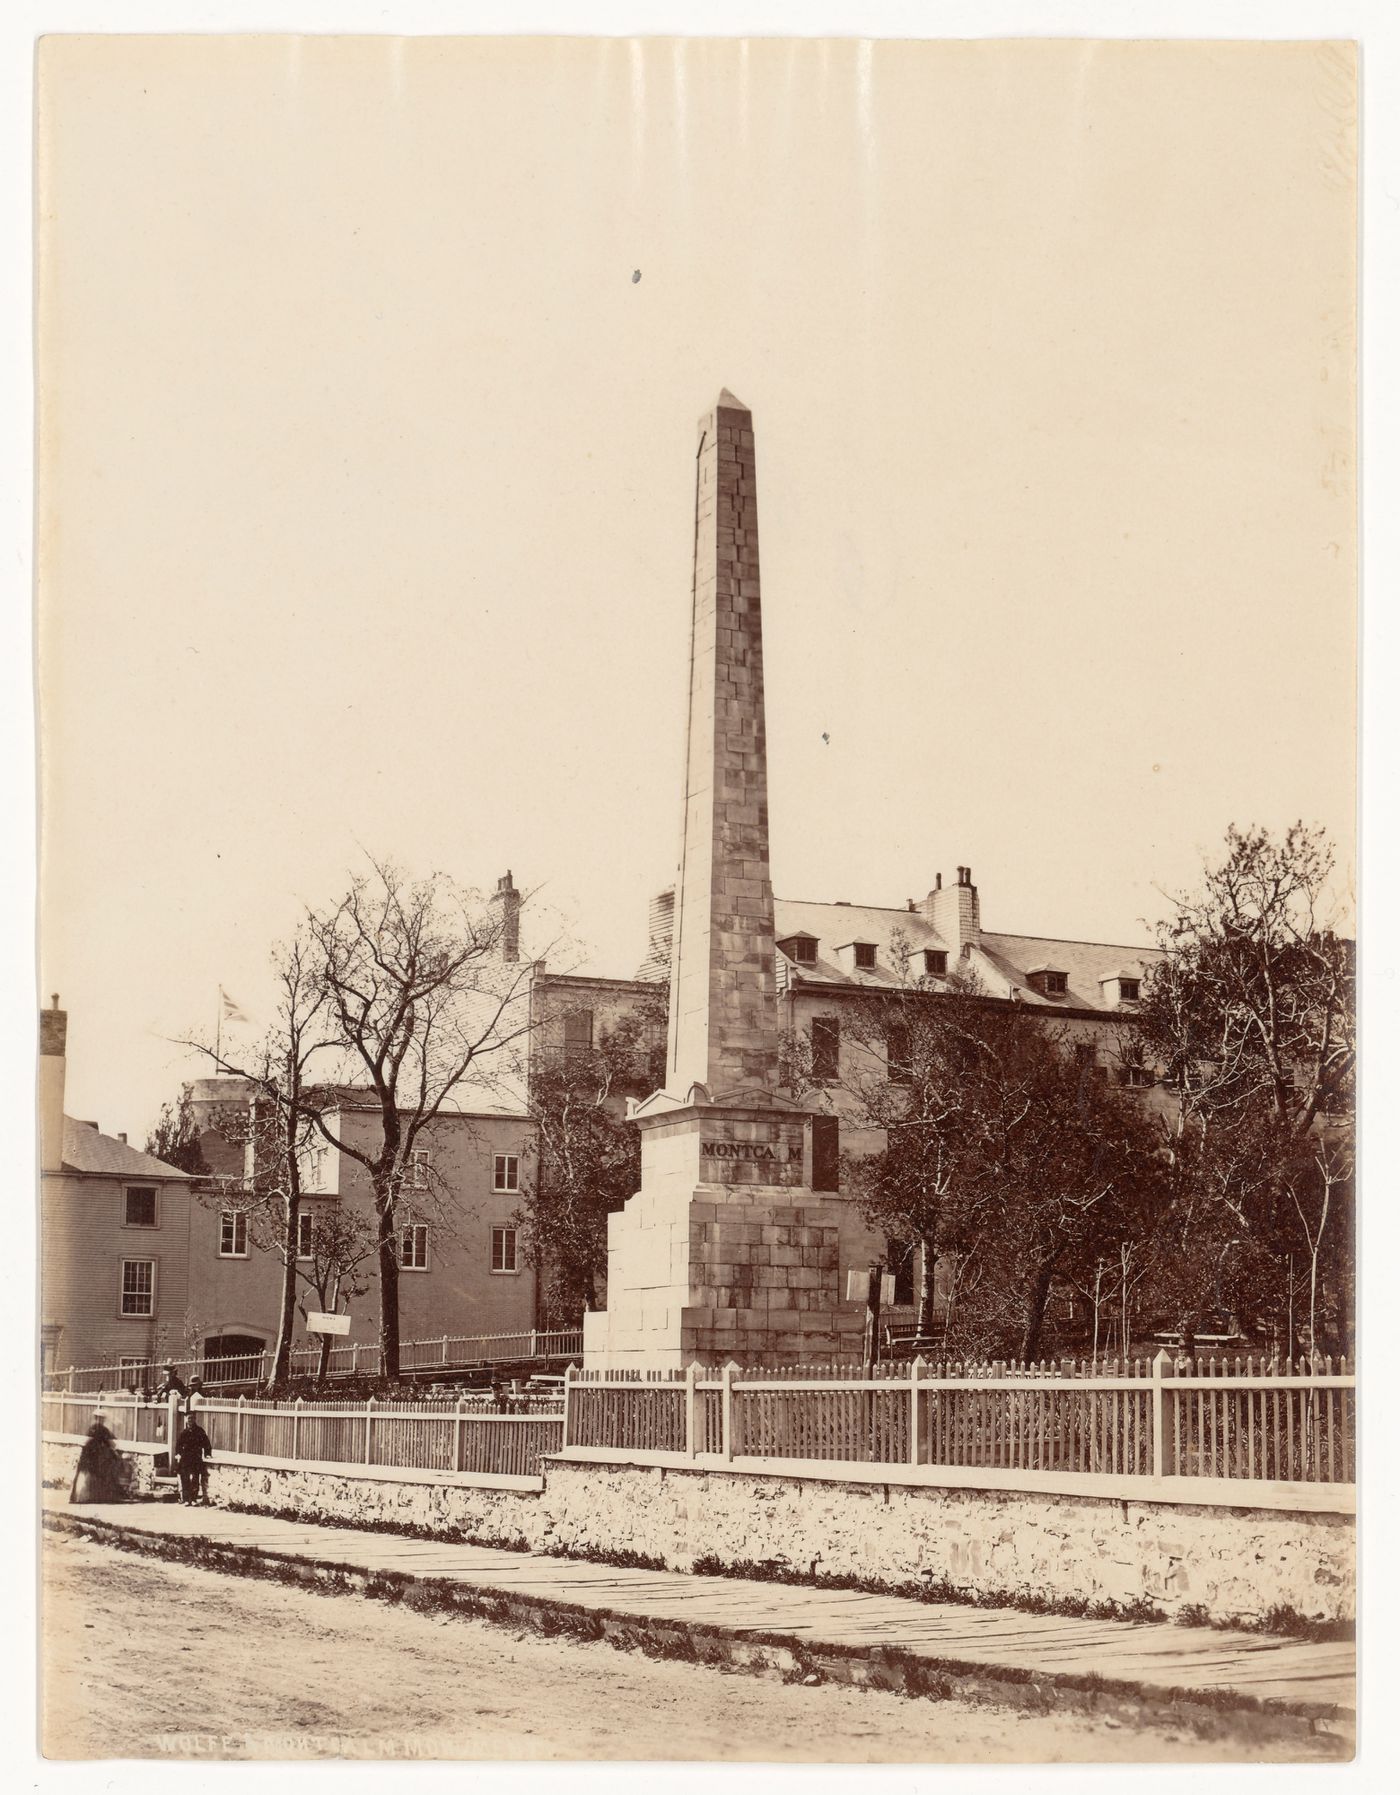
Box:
[44,1327,585,1395]
[562,1353,1355,1487]
[43,1392,563,1482]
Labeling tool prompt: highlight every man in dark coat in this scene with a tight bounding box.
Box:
[173,1414,213,1506]
[154,1364,188,1402]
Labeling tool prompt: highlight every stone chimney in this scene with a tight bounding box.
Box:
[39,993,67,1173]
[493,870,521,962]
[924,866,981,959]
[635,886,676,982]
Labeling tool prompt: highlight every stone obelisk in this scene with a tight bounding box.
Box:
[583,391,864,1370]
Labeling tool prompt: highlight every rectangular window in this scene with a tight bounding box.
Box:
[411,1148,431,1190]
[811,1115,840,1193]
[400,1224,429,1271]
[493,1153,520,1193]
[563,1009,594,1054]
[811,1016,840,1083]
[124,1186,157,1227]
[923,950,948,977]
[491,1226,519,1273]
[1044,972,1068,996]
[1122,1062,1155,1089]
[219,1211,248,1257]
[853,942,877,970]
[120,1259,155,1317]
[788,937,817,965]
[1074,1043,1097,1069]
[296,1210,314,1260]
[1118,978,1141,1002]
[886,1024,912,1084]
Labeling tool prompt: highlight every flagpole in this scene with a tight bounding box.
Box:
[216,988,222,1069]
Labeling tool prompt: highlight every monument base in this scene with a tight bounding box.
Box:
[582,1182,868,1371]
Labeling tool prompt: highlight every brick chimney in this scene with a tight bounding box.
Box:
[924,866,981,959]
[493,870,521,962]
[39,993,67,1173]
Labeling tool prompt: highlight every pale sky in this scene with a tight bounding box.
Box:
[37,34,1356,1140]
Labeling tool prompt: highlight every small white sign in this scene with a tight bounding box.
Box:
[306,1311,352,1336]
[846,1271,899,1305]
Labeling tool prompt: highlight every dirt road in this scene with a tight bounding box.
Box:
[40,1531,1336,1763]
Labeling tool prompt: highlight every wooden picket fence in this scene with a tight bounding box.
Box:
[563,1353,1355,1487]
[42,1391,563,1481]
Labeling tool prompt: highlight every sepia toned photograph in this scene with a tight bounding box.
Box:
[31,18,1362,1773]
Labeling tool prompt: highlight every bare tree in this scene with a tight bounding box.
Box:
[305,858,538,1378]
[180,929,339,1389]
[293,1206,378,1381]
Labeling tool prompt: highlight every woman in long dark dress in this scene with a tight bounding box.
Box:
[69,1414,127,1504]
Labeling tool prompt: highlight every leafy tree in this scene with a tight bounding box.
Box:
[144,1088,211,1178]
[795,975,1161,1358]
[1135,823,1355,1353]
[516,986,668,1321]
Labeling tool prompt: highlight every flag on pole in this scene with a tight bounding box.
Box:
[219,987,250,1024]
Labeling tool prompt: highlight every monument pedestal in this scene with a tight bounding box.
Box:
[583,1097,867,1370]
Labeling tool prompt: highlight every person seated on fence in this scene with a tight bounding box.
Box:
[491,1379,510,1413]
[70,1413,128,1505]
[184,1377,207,1412]
[153,1364,188,1402]
[174,1413,214,1506]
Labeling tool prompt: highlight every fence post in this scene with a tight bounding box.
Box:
[721,1361,737,1462]
[66,1365,75,1394]
[166,1390,181,1454]
[351,1342,360,1374]
[1151,1348,1170,1479]
[453,1395,465,1474]
[685,1361,699,1458]
[365,1395,376,1464]
[292,1395,303,1462]
[441,1335,449,1366]
[530,1329,539,1360]
[562,1362,576,1450]
[910,1357,925,1466]
[236,1394,246,1456]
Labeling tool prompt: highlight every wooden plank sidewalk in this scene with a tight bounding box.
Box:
[45,1496,1354,1717]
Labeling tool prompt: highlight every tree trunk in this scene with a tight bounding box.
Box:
[316,1330,332,1382]
[266,1194,300,1393]
[915,1236,938,1340]
[376,1198,401,1381]
[1017,1257,1057,1363]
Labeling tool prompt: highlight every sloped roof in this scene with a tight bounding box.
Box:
[770,899,1158,1013]
[60,1117,195,1180]
[974,933,1159,1012]
[773,899,951,989]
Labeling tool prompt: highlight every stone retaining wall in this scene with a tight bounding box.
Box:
[43,1437,1354,1623]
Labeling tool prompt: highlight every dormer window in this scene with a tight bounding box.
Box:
[1119,978,1141,1003]
[1099,969,1143,1007]
[853,942,877,970]
[1027,965,1068,997]
[779,934,818,966]
[923,950,948,977]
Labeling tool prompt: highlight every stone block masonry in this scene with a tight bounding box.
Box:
[42,1436,1355,1626]
[667,391,781,1097]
